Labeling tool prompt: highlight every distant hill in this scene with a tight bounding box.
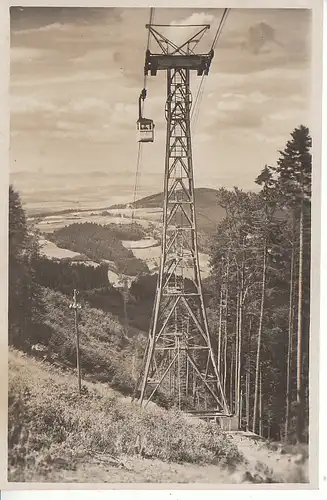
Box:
[111,187,226,240]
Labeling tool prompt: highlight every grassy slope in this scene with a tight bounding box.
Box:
[36,287,145,394]
[10,287,245,482]
[8,349,243,482]
[8,350,309,484]
[8,288,309,484]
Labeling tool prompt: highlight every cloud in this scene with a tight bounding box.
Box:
[10,95,57,114]
[70,98,111,113]
[170,12,214,26]
[162,12,215,49]
[11,70,112,88]
[110,102,138,127]
[9,7,311,208]
[246,22,281,54]
[193,132,212,143]
[13,22,71,36]
[10,46,50,63]
[217,99,244,112]
[266,109,305,122]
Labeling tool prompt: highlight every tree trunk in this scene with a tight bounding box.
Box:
[296,203,304,443]
[246,370,250,432]
[285,237,295,442]
[223,325,227,394]
[245,316,252,432]
[235,291,240,416]
[223,253,230,394]
[253,239,267,433]
[240,387,243,430]
[237,268,244,428]
[217,286,223,374]
[230,342,234,412]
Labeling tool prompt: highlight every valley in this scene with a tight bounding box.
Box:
[31,189,220,286]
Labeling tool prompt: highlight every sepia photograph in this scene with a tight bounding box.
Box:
[7,4,317,485]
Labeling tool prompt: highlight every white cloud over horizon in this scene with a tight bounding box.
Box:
[9,7,312,212]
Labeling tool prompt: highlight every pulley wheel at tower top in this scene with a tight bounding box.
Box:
[165,89,193,121]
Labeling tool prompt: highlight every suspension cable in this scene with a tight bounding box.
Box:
[211,8,230,51]
[132,8,229,223]
[191,8,230,129]
[141,7,154,113]
[192,80,205,132]
[191,75,205,124]
[132,143,143,224]
[132,8,154,225]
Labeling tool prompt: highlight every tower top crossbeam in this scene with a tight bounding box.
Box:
[144,24,214,76]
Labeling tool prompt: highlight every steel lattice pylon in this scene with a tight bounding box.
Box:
[135,24,230,417]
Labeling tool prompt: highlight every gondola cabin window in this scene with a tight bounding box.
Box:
[137,118,154,143]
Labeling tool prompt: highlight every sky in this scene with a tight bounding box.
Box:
[9,7,312,213]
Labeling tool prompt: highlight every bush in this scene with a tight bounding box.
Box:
[8,350,244,481]
[25,288,145,396]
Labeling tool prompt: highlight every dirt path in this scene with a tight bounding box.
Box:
[34,433,308,484]
[227,432,309,483]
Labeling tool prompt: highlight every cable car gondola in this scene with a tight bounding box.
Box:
[137,88,155,143]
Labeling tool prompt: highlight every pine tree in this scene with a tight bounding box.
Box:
[273,125,311,443]
[8,185,43,349]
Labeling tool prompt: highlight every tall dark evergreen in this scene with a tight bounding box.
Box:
[272,125,311,442]
[8,185,43,349]
[208,126,311,442]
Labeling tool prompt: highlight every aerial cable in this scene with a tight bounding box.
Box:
[142,8,154,112]
[211,8,230,51]
[131,142,143,224]
[132,7,154,225]
[191,75,205,124]
[191,8,230,128]
[192,81,205,132]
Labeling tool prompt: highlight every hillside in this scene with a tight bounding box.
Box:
[9,349,308,483]
[8,181,310,484]
[9,349,245,482]
[26,287,146,393]
[111,187,226,235]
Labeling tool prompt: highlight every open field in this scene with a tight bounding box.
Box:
[34,207,212,282]
[30,208,162,234]
[39,238,83,260]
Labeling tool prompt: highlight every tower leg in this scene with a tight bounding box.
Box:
[136,66,230,417]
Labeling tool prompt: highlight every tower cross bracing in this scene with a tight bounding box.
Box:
[135,25,230,417]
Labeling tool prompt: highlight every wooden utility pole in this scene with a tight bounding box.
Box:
[69,289,82,393]
[259,370,263,436]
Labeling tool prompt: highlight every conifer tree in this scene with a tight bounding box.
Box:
[8,185,43,348]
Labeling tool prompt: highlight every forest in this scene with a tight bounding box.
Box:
[8,125,311,445]
[48,222,149,276]
[207,125,311,443]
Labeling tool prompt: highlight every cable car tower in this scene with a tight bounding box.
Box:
[135,20,231,420]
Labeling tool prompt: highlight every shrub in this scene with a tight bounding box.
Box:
[8,350,244,482]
